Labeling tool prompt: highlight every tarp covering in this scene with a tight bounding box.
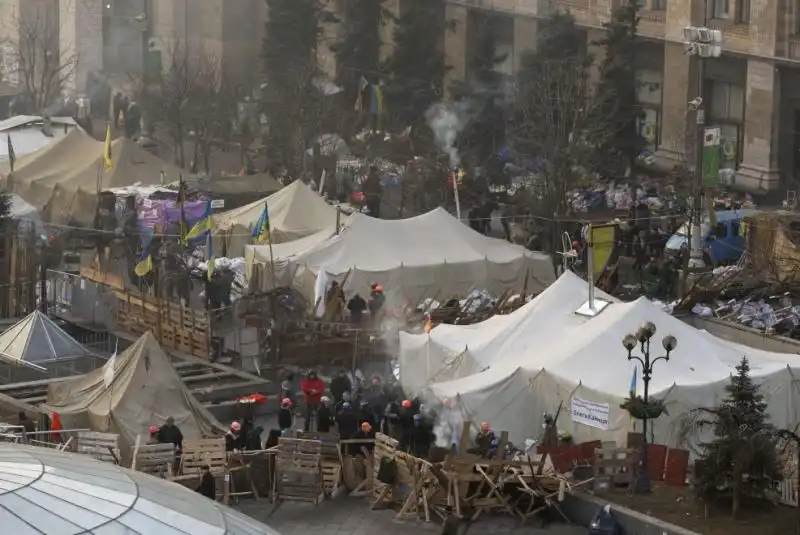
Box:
[2,130,185,225]
[0,311,93,370]
[42,332,224,450]
[251,207,556,307]
[414,271,800,448]
[213,180,342,257]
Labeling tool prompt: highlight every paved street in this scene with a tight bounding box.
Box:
[238,496,586,535]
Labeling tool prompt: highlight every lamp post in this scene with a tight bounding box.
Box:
[622,322,677,494]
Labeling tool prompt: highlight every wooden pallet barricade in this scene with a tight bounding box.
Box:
[300,431,342,497]
[593,447,637,492]
[179,438,227,476]
[75,431,120,464]
[274,438,323,505]
[131,437,175,478]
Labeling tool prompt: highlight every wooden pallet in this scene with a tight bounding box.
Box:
[594,447,637,491]
[132,442,175,478]
[372,433,399,504]
[75,431,120,464]
[274,438,323,505]
[300,432,342,496]
[180,438,226,476]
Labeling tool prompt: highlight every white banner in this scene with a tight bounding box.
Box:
[571,396,610,430]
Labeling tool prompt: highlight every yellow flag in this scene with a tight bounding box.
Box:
[103,125,113,171]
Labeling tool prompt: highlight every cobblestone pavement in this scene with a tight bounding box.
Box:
[238,496,586,535]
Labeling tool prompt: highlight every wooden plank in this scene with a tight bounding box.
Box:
[133,442,176,477]
[76,431,120,464]
[181,438,226,475]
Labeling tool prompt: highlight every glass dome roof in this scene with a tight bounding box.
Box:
[0,444,282,534]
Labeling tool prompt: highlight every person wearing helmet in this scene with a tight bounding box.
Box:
[225,421,244,452]
[148,425,161,444]
[358,399,376,429]
[398,399,415,452]
[300,370,326,431]
[368,284,385,320]
[280,373,296,408]
[336,401,358,446]
[317,396,334,433]
[278,398,294,435]
[351,421,375,456]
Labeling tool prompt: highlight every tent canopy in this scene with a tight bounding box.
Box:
[0,311,93,372]
[417,271,800,447]
[256,207,556,306]
[213,180,342,257]
[4,130,185,224]
[42,332,225,450]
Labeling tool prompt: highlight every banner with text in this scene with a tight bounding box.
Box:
[571,396,610,430]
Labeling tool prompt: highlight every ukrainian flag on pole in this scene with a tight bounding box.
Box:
[186,200,213,241]
[251,201,271,244]
[103,125,113,171]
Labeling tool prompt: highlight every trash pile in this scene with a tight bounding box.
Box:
[690,293,800,335]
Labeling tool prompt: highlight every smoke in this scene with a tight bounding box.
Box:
[425,101,474,167]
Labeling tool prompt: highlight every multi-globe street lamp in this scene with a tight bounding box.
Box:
[622,322,677,494]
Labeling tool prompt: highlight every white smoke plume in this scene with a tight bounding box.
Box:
[425,101,474,167]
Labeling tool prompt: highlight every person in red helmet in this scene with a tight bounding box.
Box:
[225,421,243,451]
[351,421,375,455]
[368,284,385,320]
[398,399,415,451]
[148,425,160,443]
[278,398,294,435]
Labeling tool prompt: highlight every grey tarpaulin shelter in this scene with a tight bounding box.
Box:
[0,310,101,383]
[42,331,225,458]
[0,443,283,534]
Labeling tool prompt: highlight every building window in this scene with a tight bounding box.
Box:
[709,81,744,167]
[736,0,751,23]
[651,0,667,10]
[638,69,662,150]
[713,0,730,19]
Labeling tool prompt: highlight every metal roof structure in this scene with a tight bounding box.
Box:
[0,443,282,534]
[0,311,93,372]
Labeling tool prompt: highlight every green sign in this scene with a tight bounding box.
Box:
[701,127,721,188]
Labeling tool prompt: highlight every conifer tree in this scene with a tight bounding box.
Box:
[335,0,389,95]
[450,12,507,173]
[383,0,449,130]
[591,0,644,177]
[694,357,780,517]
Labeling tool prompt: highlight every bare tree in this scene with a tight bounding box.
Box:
[3,9,77,114]
[136,42,232,171]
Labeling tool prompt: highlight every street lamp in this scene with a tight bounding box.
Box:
[622,322,677,494]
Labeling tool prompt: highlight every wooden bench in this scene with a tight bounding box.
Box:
[75,431,120,464]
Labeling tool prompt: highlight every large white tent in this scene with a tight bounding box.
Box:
[213,180,344,257]
[248,207,556,307]
[408,271,800,448]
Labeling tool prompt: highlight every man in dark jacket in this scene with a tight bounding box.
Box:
[347,293,367,324]
[225,421,244,451]
[196,465,216,500]
[336,402,358,440]
[317,397,335,433]
[397,400,415,452]
[278,398,294,435]
[156,417,184,453]
[244,426,264,450]
[362,376,386,427]
[330,370,352,406]
[349,422,375,456]
[410,413,435,458]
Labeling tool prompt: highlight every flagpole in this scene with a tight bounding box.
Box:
[265,201,276,289]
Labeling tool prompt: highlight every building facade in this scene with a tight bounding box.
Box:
[444,0,800,192]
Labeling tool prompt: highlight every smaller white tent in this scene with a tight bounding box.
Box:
[251,207,556,307]
[417,272,800,448]
[0,311,93,372]
[213,180,344,257]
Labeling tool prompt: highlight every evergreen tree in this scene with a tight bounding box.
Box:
[335,0,389,94]
[262,0,328,176]
[591,0,644,177]
[383,0,450,131]
[450,12,507,175]
[694,357,781,517]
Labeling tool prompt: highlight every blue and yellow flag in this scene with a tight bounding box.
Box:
[629,365,637,397]
[134,247,153,277]
[103,125,113,171]
[176,176,189,245]
[187,200,213,241]
[251,201,271,243]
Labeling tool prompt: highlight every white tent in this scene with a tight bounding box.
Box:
[250,207,556,306]
[213,180,344,257]
[415,271,800,448]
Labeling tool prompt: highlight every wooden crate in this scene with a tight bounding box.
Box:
[132,442,175,478]
[300,432,341,496]
[275,438,323,504]
[594,447,637,490]
[76,431,120,464]
[180,438,226,476]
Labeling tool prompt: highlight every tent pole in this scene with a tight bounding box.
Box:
[587,224,595,311]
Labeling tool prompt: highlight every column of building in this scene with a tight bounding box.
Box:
[60,0,104,93]
[737,60,780,190]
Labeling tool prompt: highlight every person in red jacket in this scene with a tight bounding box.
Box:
[300,370,326,431]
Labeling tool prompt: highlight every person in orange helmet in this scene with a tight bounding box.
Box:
[351,421,375,455]
[368,283,385,320]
